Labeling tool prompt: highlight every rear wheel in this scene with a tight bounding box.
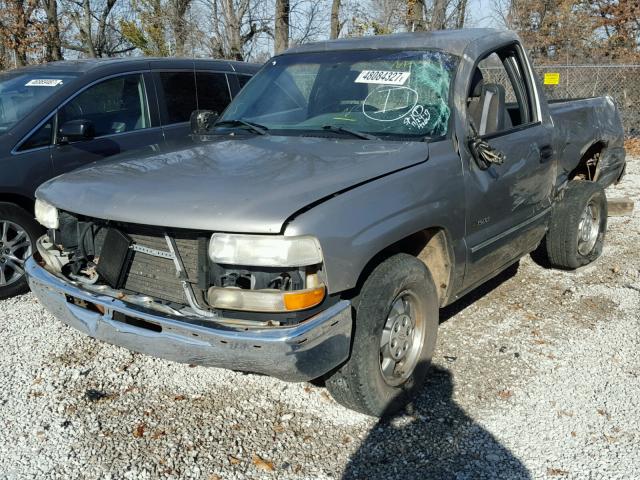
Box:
[325,253,439,417]
[545,180,607,269]
[0,203,41,299]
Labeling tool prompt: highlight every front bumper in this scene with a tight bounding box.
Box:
[26,257,352,382]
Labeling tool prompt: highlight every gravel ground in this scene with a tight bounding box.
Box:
[1,159,638,480]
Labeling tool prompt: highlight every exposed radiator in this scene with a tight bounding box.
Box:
[119,227,201,305]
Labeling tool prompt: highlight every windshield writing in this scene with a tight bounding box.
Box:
[221,49,458,140]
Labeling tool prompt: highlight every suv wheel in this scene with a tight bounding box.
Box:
[545,180,608,269]
[0,203,41,299]
[325,253,439,417]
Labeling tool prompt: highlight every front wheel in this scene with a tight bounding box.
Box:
[325,253,439,417]
[0,203,41,299]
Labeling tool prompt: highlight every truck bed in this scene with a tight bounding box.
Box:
[548,96,626,188]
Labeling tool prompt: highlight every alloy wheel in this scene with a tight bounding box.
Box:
[0,220,32,286]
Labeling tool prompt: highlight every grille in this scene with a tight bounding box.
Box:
[117,226,201,305]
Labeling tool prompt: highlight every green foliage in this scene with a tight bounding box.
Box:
[119,0,171,57]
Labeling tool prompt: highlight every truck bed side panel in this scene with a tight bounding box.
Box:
[549,96,626,188]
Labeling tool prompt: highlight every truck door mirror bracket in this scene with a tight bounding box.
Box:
[468,124,506,170]
[190,110,219,135]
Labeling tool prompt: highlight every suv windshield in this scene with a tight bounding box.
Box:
[220,49,458,140]
[0,72,77,133]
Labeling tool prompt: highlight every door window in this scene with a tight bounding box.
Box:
[195,72,231,114]
[18,118,54,151]
[237,74,251,89]
[468,46,536,135]
[58,74,150,138]
[158,71,197,124]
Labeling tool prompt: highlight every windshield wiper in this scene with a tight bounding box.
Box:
[321,125,379,140]
[214,119,269,135]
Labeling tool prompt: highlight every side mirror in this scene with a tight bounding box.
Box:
[467,124,505,170]
[59,119,95,143]
[190,110,219,135]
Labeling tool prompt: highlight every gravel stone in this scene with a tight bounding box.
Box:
[0,159,638,479]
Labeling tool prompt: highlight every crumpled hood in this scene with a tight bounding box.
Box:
[37,135,429,233]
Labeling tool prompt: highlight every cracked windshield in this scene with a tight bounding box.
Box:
[221,49,458,140]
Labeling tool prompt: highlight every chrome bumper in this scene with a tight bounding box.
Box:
[26,257,352,382]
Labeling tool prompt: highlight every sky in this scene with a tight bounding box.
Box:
[466,0,502,28]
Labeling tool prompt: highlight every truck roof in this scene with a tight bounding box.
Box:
[284,28,520,58]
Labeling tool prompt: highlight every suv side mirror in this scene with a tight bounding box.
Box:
[59,119,95,143]
[190,110,219,135]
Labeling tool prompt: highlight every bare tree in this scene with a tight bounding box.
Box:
[274,0,289,53]
[289,0,324,45]
[406,0,425,31]
[430,0,447,29]
[455,0,467,28]
[41,0,63,60]
[169,0,192,55]
[62,0,133,57]
[330,0,341,38]
[201,0,270,60]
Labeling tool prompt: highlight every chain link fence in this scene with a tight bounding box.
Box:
[535,65,640,137]
[482,65,640,137]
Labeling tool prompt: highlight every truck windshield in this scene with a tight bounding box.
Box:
[0,72,77,133]
[220,49,458,140]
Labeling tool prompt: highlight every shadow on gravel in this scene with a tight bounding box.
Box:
[342,366,530,480]
[440,261,520,323]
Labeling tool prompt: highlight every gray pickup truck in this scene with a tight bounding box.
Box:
[26,29,625,416]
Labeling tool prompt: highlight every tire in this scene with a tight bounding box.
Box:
[325,253,439,417]
[545,180,608,269]
[0,203,42,299]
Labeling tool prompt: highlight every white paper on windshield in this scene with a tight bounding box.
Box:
[355,70,410,86]
[25,79,64,87]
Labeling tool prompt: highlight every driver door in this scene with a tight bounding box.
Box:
[462,45,555,289]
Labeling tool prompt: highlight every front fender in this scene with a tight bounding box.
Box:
[284,141,466,295]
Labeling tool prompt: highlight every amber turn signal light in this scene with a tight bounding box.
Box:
[283,286,326,311]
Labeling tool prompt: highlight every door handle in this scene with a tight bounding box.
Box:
[540,145,553,163]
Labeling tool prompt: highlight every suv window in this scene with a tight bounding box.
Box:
[195,72,231,114]
[18,118,54,151]
[468,47,536,135]
[58,74,150,138]
[158,71,197,124]
[237,74,252,89]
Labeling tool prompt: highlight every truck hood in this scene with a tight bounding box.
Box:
[37,135,429,233]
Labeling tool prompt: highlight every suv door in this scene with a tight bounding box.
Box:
[154,69,232,143]
[461,44,555,288]
[51,72,163,175]
[154,70,197,143]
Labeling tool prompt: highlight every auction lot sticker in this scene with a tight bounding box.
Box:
[25,79,64,87]
[355,70,410,86]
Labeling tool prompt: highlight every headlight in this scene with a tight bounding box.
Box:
[34,199,59,229]
[209,233,323,267]
[208,233,325,311]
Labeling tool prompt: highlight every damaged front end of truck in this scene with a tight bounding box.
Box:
[28,203,352,382]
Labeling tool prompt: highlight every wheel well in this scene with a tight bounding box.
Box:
[0,193,35,214]
[569,141,606,182]
[351,228,453,306]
